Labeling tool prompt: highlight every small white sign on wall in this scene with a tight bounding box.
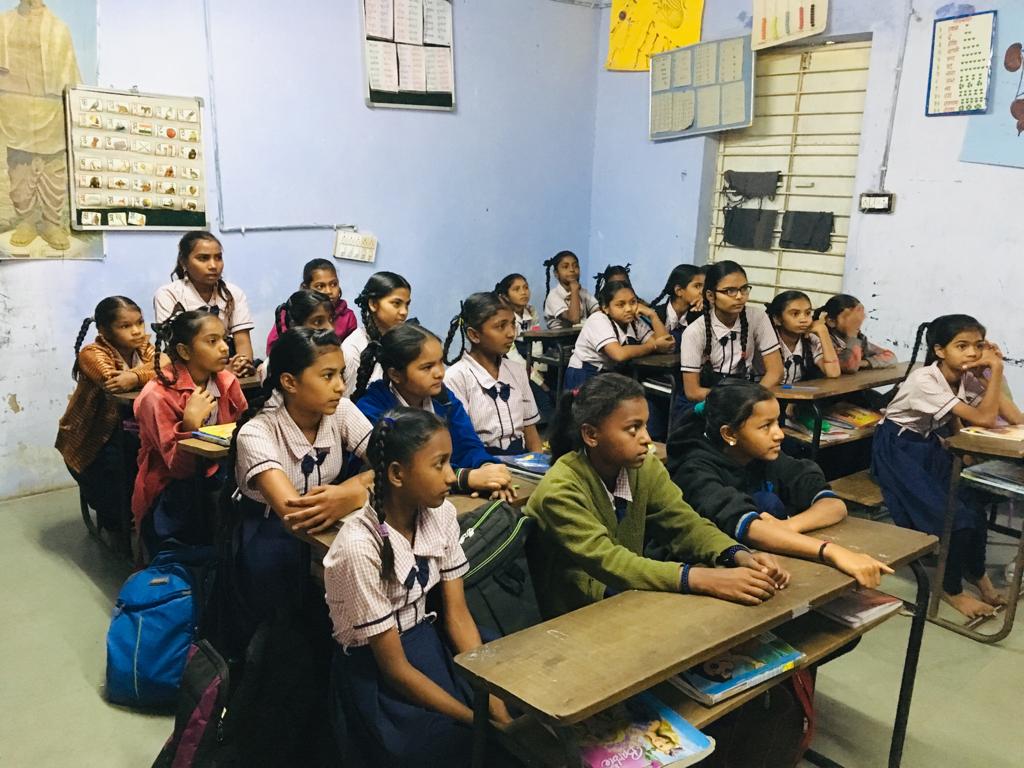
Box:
[333,229,378,263]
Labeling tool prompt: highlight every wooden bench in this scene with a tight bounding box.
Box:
[831,469,884,514]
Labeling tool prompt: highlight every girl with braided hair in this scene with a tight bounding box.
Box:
[324,407,511,765]
[650,264,705,343]
[231,328,373,629]
[443,292,543,454]
[153,232,256,377]
[765,290,840,385]
[56,296,163,533]
[354,323,516,500]
[593,262,632,298]
[263,288,334,355]
[133,309,247,558]
[542,249,598,329]
[341,271,411,396]
[678,260,783,407]
[265,258,359,352]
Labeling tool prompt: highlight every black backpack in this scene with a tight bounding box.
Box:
[458,500,542,637]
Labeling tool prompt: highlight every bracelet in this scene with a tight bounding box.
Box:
[817,541,830,563]
[679,564,692,594]
[716,544,751,568]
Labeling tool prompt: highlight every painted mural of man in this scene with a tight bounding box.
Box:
[0,0,80,250]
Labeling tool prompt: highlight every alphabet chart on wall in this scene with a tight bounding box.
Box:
[926,10,996,116]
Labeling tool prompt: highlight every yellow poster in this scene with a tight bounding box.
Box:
[606,0,704,72]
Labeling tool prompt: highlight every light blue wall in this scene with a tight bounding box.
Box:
[0,0,600,499]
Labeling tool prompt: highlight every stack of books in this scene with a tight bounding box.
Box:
[496,452,551,477]
[787,402,882,444]
[816,588,903,628]
[961,459,1024,496]
[961,424,1024,442]
[573,691,715,767]
[668,632,804,706]
[190,423,236,447]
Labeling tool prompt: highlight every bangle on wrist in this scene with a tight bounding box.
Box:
[817,541,830,563]
[716,544,751,568]
[679,563,692,594]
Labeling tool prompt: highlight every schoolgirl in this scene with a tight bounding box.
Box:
[765,290,841,385]
[815,294,896,373]
[442,292,543,455]
[525,373,788,619]
[667,379,893,587]
[56,296,160,533]
[563,280,674,391]
[494,272,551,421]
[873,315,1017,618]
[324,408,511,766]
[341,271,411,397]
[650,264,705,344]
[353,323,516,500]
[264,289,334,354]
[133,309,247,557]
[231,328,373,629]
[593,262,632,297]
[153,232,256,376]
[300,257,358,341]
[542,249,598,329]
[679,260,783,404]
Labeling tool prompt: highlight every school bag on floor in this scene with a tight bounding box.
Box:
[458,500,542,637]
[106,547,215,708]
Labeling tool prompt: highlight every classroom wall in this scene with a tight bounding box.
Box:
[588,0,1024,392]
[0,0,601,500]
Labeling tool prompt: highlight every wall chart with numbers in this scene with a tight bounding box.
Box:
[65,86,208,230]
[649,35,755,141]
[926,9,996,116]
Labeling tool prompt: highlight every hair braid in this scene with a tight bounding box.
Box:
[800,333,813,380]
[738,308,750,378]
[369,419,397,583]
[543,256,555,298]
[71,317,94,380]
[353,340,383,402]
[151,320,176,388]
[442,303,465,366]
[274,302,289,337]
[217,279,235,320]
[893,321,929,393]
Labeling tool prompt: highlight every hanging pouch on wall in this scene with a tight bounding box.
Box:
[723,170,781,203]
[780,211,834,252]
[723,208,778,250]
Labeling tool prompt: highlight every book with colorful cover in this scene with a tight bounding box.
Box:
[496,452,551,475]
[962,459,1024,495]
[816,588,903,629]
[669,632,804,706]
[824,402,882,430]
[191,423,236,447]
[961,424,1024,442]
[574,691,715,768]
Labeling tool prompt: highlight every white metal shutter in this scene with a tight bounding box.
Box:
[707,41,871,308]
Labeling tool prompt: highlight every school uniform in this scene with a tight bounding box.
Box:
[563,312,653,390]
[341,327,382,397]
[543,283,598,329]
[778,333,824,385]
[679,306,780,386]
[655,302,700,344]
[506,305,552,423]
[356,380,493,472]
[525,450,740,618]
[234,393,371,629]
[444,354,539,455]
[55,337,156,531]
[152,276,255,338]
[831,330,897,373]
[667,409,837,543]
[872,363,988,594]
[324,501,473,767]
[263,299,358,356]
[132,364,247,556]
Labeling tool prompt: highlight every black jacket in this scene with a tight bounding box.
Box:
[666,410,832,541]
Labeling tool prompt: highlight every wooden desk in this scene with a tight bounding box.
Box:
[929,432,1024,643]
[522,328,582,342]
[630,353,682,433]
[456,517,936,768]
[771,364,912,459]
[523,328,580,393]
[179,437,229,460]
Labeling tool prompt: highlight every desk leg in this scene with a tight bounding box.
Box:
[470,684,490,768]
[667,372,681,436]
[554,725,583,768]
[810,401,824,461]
[888,559,929,768]
[111,416,134,558]
[928,455,961,620]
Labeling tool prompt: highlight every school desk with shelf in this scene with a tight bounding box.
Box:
[455,517,936,768]
[522,327,580,394]
[930,431,1024,643]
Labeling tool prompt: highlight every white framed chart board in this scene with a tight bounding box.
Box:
[362,0,455,111]
[926,9,996,116]
[65,86,208,230]
[649,35,755,141]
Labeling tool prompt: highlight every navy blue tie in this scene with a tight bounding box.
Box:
[486,383,512,402]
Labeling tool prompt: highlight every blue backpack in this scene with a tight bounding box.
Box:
[106,550,211,707]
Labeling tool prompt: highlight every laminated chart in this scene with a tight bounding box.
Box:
[751,0,829,51]
[926,9,996,116]
[650,35,754,140]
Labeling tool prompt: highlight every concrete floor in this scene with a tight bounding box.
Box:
[1,487,1020,767]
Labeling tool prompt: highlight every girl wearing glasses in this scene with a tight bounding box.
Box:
[679,261,783,405]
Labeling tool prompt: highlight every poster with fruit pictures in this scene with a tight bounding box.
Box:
[65,86,207,230]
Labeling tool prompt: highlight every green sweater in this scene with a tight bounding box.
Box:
[525,450,740,618]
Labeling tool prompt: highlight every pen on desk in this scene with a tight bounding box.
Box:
[781,384,818,391]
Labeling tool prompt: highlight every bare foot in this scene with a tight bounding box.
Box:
[968,574,1007,607]
[943,591,996,620]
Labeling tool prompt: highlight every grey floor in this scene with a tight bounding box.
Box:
[1,488,1021,767]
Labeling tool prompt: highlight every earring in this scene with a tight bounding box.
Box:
[726,439,736,446]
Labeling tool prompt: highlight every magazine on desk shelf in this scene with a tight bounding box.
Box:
[190,423,236,447]
[573,691,715,768]
[816,588,903,629]
[823,402,882,429]
[961,460,1024,495]
[960,425,1024,442]
[496,452,551,476]
[668,632,804,706]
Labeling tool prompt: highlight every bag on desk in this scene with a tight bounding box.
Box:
[458,500,542,637]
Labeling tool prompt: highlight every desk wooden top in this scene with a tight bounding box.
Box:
[631,353,678,370]
[179,437,229,460]
[946,431,1024,460]
[522,327,581,341]
[769,364,911,401]
[110,374,262,405]
[454,516,935,725]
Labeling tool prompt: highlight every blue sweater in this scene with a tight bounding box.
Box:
[355,380,494,471]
